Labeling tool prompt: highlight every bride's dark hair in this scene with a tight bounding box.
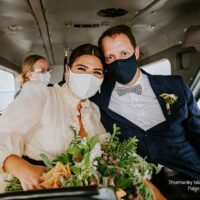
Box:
[68,43,104,68]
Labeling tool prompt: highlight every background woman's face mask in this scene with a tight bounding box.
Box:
[106,54,138,84]
[29,71,51,85]
[68,70,103,99]
[38,72,51,85]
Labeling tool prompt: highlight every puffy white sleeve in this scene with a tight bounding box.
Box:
[0,81,48,168]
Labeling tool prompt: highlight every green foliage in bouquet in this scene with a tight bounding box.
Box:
[5,177,23,192]
[95,124,159,199]
[5,124,159,200]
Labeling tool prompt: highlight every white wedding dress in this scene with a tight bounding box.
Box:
[0,81,107,192]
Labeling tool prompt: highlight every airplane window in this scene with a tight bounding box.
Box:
[179,51,192,70]
[176,50,194,70]
[0,68,16,114]
[140,58,171,75]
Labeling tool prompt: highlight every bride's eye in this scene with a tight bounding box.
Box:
[77,67,86,71]
[94,71,102,75]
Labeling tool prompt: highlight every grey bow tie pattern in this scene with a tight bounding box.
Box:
[116,84,142,96]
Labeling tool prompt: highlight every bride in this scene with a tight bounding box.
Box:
[0,43,107,191]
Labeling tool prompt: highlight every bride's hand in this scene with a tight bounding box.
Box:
[3,155,48,191]
[18,163,48,190]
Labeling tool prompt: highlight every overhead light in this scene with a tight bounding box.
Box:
[101,21,110,26]
[132,24,156,32]
[147,25,156,32]
[8,25,22,33]
[64,48,70,57]
[65,20,73,28]
[184,28,187,33]
[73,23,100,28]
[134,11,139,15]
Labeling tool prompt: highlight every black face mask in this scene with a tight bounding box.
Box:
[106,54,138,84]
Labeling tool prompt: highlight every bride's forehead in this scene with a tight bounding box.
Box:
[73,55,103,65]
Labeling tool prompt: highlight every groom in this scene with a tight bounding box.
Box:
[91,24,200,199]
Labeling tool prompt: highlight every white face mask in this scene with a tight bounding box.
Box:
[68,70,103,99]
[39,72,51,85]
[30,71,51,85]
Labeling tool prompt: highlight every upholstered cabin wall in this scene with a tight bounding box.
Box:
[140,45,200,85]
[50,64,65,84]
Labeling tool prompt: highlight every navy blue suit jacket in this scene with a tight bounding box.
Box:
[91,70,200,180]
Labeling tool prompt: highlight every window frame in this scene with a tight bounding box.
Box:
[140,58,171,75]
[0,65,19,114]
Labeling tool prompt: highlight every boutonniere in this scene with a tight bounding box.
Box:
[159,93,178,115]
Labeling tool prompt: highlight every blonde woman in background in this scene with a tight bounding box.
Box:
[15,55,51,97]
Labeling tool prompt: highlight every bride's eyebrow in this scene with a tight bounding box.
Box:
[76,64,88,68]
[76,64,103,72]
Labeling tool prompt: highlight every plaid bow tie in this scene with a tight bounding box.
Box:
[116,84,142,96]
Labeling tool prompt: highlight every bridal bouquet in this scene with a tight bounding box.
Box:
[6,124,159,200]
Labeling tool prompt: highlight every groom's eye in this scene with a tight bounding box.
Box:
[106,56,114,63]
[121,51,129,57]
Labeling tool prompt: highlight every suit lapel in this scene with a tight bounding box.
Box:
[101,76,115,110]
[142,70,172,121]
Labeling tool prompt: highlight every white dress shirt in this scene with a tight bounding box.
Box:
[0,81,107,192]
[109,71,166,131]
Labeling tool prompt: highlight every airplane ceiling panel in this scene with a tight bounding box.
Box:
[132,0,200,57]
[0,0,47,70]
[42,0,155,64]
[0,0,200,71]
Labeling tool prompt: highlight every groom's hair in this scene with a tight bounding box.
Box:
[98,24,137,50]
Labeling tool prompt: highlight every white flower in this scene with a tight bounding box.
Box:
[80,137,87,145]
[90,143,103,162]
[160,93,178,115]
[75,161,84,167]
[133,168,141,177]
[143,169,152,180]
